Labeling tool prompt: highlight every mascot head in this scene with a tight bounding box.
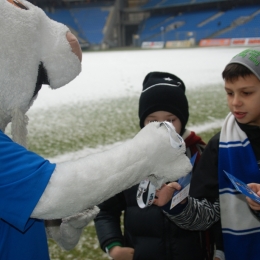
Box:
[0,0,82,147]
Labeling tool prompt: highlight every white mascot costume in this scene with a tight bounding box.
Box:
[0,0,192,259]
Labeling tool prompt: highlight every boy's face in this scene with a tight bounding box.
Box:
[225,74,260,126]
[144,111,182,134]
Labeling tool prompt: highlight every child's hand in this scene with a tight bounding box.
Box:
[153,182,181,206]
[246,183,260,211]
[109,246,134,260]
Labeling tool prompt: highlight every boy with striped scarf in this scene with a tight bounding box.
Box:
[155,47,260,260]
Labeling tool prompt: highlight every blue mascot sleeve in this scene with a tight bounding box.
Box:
[0,131,55,230]
[0,131,55,259]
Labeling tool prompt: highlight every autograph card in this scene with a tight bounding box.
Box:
[224,170,260,204]
[170,153,197,209]
[170,184,190,209]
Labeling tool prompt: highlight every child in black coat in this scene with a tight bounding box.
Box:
[94,71,216,260]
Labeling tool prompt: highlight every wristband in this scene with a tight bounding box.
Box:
[214,250,225,260]
[136,179,156,208]
[105,242,122,258]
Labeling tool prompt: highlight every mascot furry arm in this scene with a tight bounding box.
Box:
[0,0,192,258]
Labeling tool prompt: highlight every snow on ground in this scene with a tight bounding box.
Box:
[31,46,245,161]
[32,46,245,109]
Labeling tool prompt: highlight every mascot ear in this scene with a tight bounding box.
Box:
[0,1,82,146]
[38,9,81,89]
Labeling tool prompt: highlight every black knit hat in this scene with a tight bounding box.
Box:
[138,71,189,134]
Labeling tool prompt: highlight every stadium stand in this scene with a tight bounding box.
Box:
[27,0,260,48]
[160,0,198,8]
[43,4,111,47]
[139,9,219,42]
[141,0,161,9]
[137,2,260,45]
[45,9,79,31]
[70,7,110,44]
[214,6,260,39]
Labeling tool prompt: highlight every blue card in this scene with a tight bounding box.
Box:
[170,153,197,209]
[224,170,260,204]
[173,152,197,196]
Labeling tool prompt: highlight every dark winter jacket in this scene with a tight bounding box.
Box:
[179,123,260,254]
[94,130,211,260]
[190,123,260,200]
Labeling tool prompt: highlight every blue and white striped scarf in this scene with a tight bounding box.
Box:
[219,112,260,259]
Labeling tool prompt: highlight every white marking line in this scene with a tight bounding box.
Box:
[189,119,224,133]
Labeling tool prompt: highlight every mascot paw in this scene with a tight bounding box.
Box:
[134,122,192,188]
[62,206,100,229]
[45,206,100,250]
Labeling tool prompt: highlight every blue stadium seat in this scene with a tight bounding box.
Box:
[45,7,110,45]
[159,0,192,7]
[141,0,162,9]
[139,10,218,42]
[214,7,260,39]
[45,9,79,32]
[70,7,109,44]
[138,5,260,44]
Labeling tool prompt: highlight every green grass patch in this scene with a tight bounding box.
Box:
[27,96,140,157]
[187,83,228,126]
